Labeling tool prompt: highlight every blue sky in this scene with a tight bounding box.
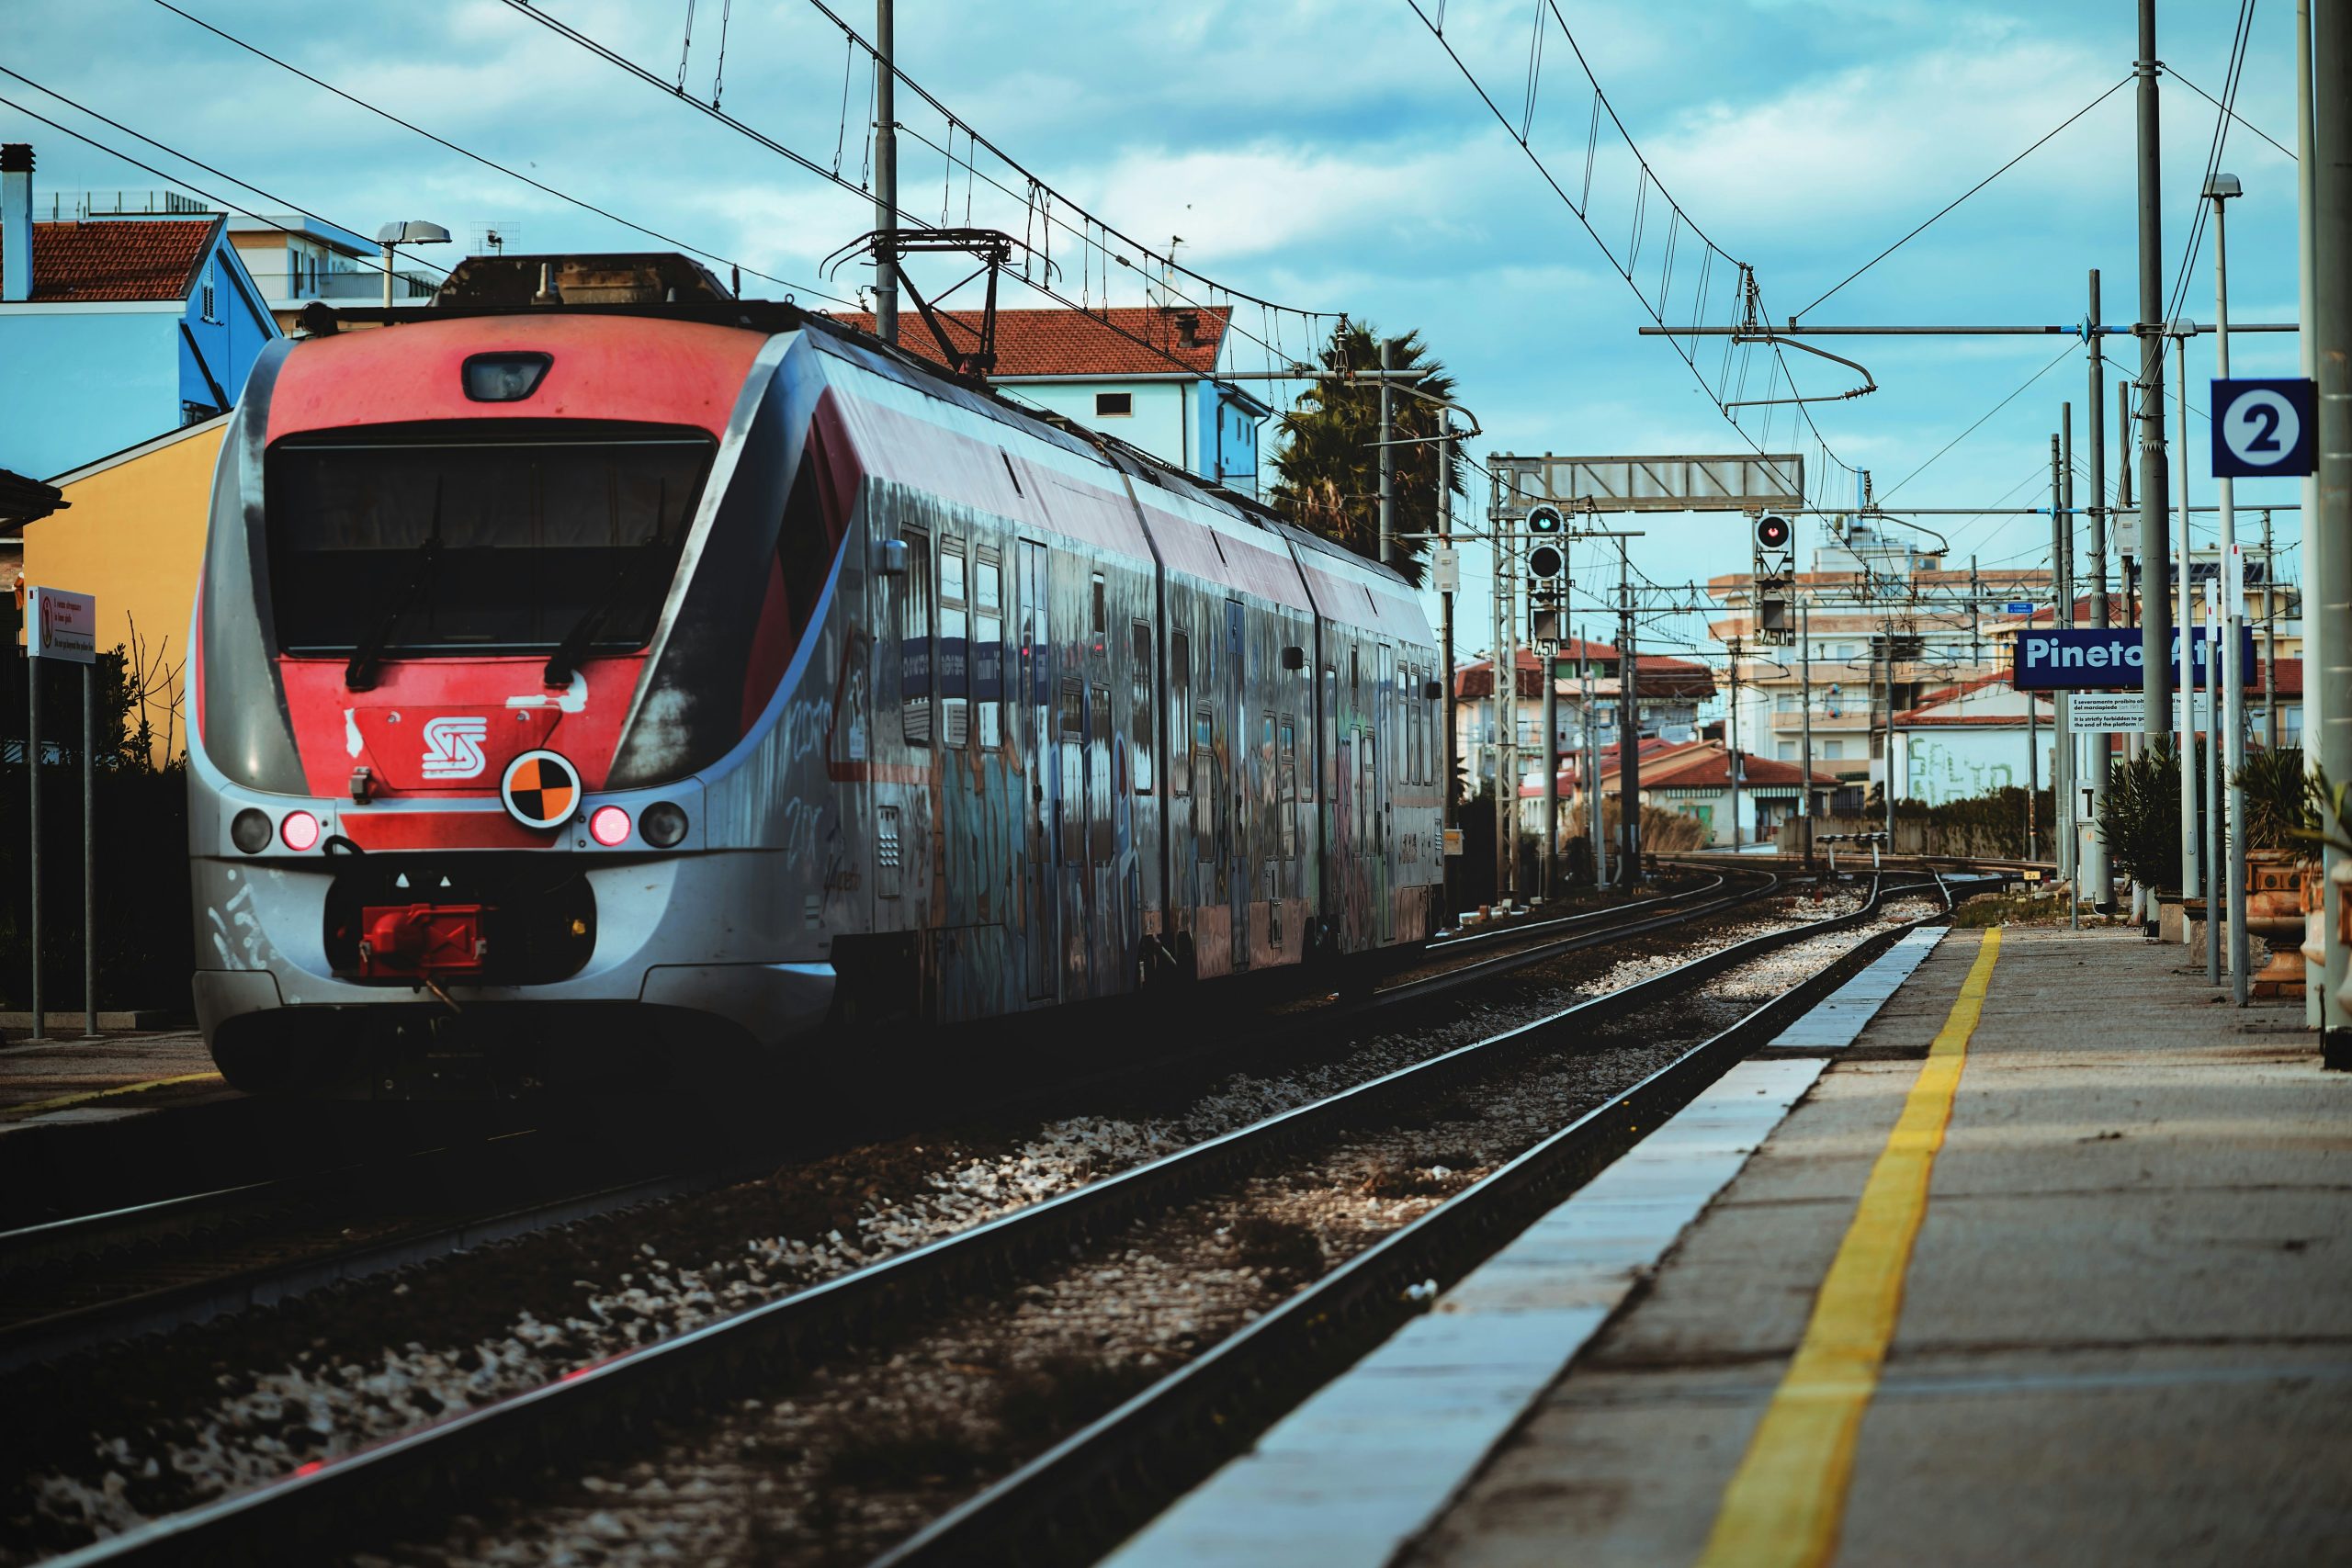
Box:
[3,0,2310,663]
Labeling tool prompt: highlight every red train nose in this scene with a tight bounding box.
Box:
[357,903,490,978]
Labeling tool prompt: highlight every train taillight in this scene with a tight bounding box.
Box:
[280,810,322,852]
[589,805,632,847]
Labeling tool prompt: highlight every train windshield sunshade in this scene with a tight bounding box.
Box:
[266,428,713,658]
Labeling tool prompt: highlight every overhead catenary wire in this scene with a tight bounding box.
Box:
[135,0,855,306]
[1789,73,2134,322]
[0,85,449,292]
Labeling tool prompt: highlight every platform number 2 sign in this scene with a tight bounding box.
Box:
[2211,378,2318,479]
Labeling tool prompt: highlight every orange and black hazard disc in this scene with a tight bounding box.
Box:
[500,749,582,831]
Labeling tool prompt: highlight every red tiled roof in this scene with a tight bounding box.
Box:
[830,304,1230,378]
[8,219,215,303]
[1455,644,1715,701]
[1642,744,1837,789]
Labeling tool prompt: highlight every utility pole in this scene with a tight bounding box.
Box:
[1880,616,1895,841]
[1799,595,1815,863]
[2211,173,2251,1001]
[1496,506,1516,907]
[1438,421,1458,913]
[2312,0,2349,1062]
[873,0,898,344]
[1727,637,1743,852]
[2176,333,2202,945]
[2136,0,2174,756]
[2086,268,2115,911]
[1542,630,1560,898]
[2051,429,2072,893]
[2055,422,2077,921]
[2028,691,2040,861]
[1377,338,1397,567]
[1584,629,1606,889]
[1618,542,1640,886]
[2263,509,2279,750]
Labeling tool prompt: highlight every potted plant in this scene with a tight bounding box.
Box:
[2233,746,2314,995]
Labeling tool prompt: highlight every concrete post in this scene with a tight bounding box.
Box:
[2136,0,2175,761]
[1377,338,1396,568]
[2086,268,2115,911]
[2212,186,2252,1001]
[1799,595,1815,864]
[874,0,898,344]
[2314,0,2352,1060]
[1439,423,1457,915]
[2177,332,2201,937]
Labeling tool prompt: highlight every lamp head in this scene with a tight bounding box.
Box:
[376,220,453,245]
[2203,173,2243,201]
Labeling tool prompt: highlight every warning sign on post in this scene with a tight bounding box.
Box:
[27,586,96,664]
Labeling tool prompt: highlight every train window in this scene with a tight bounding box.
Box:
[975,550,1003,750]
[1169,630,1191,797]
[1280,717,1297,858]
[939,536,968,749]
[1091,683,1114,864]
[901,527,933,745]
[266,428,711,658]
[1194,705,1216,863]
[1060,678,1084,866]
[1091,573,1107,639]
[1130,621,1154,795]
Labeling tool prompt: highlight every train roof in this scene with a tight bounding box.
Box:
[298,291,1419,601]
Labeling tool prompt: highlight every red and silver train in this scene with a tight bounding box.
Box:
[188,255,1445,1095]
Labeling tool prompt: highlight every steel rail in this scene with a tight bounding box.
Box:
[51,874,1935,1566]
[1420,867,1731,952]
[6,872,1774,1371]
[878,874,1986,1565]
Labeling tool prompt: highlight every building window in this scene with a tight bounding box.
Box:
[1825,739,1846,760]
[1095,390,1134,418]
[201,263,217,323]
[1779,741,1795,761]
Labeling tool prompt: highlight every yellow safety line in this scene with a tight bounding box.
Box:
[3,1071,224,1120]
[1696,927,2001,1568]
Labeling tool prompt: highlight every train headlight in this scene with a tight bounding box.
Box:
[588,805,632,847]
[639,801,689,849]
[231,808,272,854]
[279,810,322,852]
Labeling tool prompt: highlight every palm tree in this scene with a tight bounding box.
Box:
[1268,322,1464,588]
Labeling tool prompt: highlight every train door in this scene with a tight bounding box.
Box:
[1019,541,1055,1001]
[1377,643,1396,943]
[1226,599,1248,972]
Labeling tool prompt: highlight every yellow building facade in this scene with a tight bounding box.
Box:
[23,413,225,762]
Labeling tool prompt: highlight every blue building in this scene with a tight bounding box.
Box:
[0,143,278,480]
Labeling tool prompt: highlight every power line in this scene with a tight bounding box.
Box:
[143,0,854,306]
[2167,62,2294,161]
[1790,74,2132,321]
[0,85,446,294]
[1878,341,2080,502]
[1406,0,1856,508]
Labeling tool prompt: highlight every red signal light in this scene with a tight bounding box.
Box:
[589,805,632,846]
[280,810,321,852]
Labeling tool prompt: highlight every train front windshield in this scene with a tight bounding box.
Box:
[266,426,713,658]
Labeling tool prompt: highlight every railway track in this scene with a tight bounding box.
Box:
[1,868,1781,1378]
[41,871,1954,1566]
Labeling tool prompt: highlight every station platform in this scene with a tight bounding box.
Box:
[0,1030,222,1131]
[1115,922,2352,1567]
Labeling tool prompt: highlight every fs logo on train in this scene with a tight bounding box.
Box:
[421,716,491,780]
[500,749,582,830]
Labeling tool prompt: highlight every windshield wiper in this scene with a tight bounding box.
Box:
[543,479,670,689]
[345,480,441,692]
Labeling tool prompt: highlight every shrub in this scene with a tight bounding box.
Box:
[2099,739,2184,894]
[2233,745,2315,852]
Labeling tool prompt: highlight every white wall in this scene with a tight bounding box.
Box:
[1002,379,1188,471]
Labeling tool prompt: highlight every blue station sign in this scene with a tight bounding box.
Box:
[2012,626,2257,691]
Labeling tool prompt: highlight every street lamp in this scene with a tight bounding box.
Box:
[2207,171,2249,1001]
[375,220,451,309]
